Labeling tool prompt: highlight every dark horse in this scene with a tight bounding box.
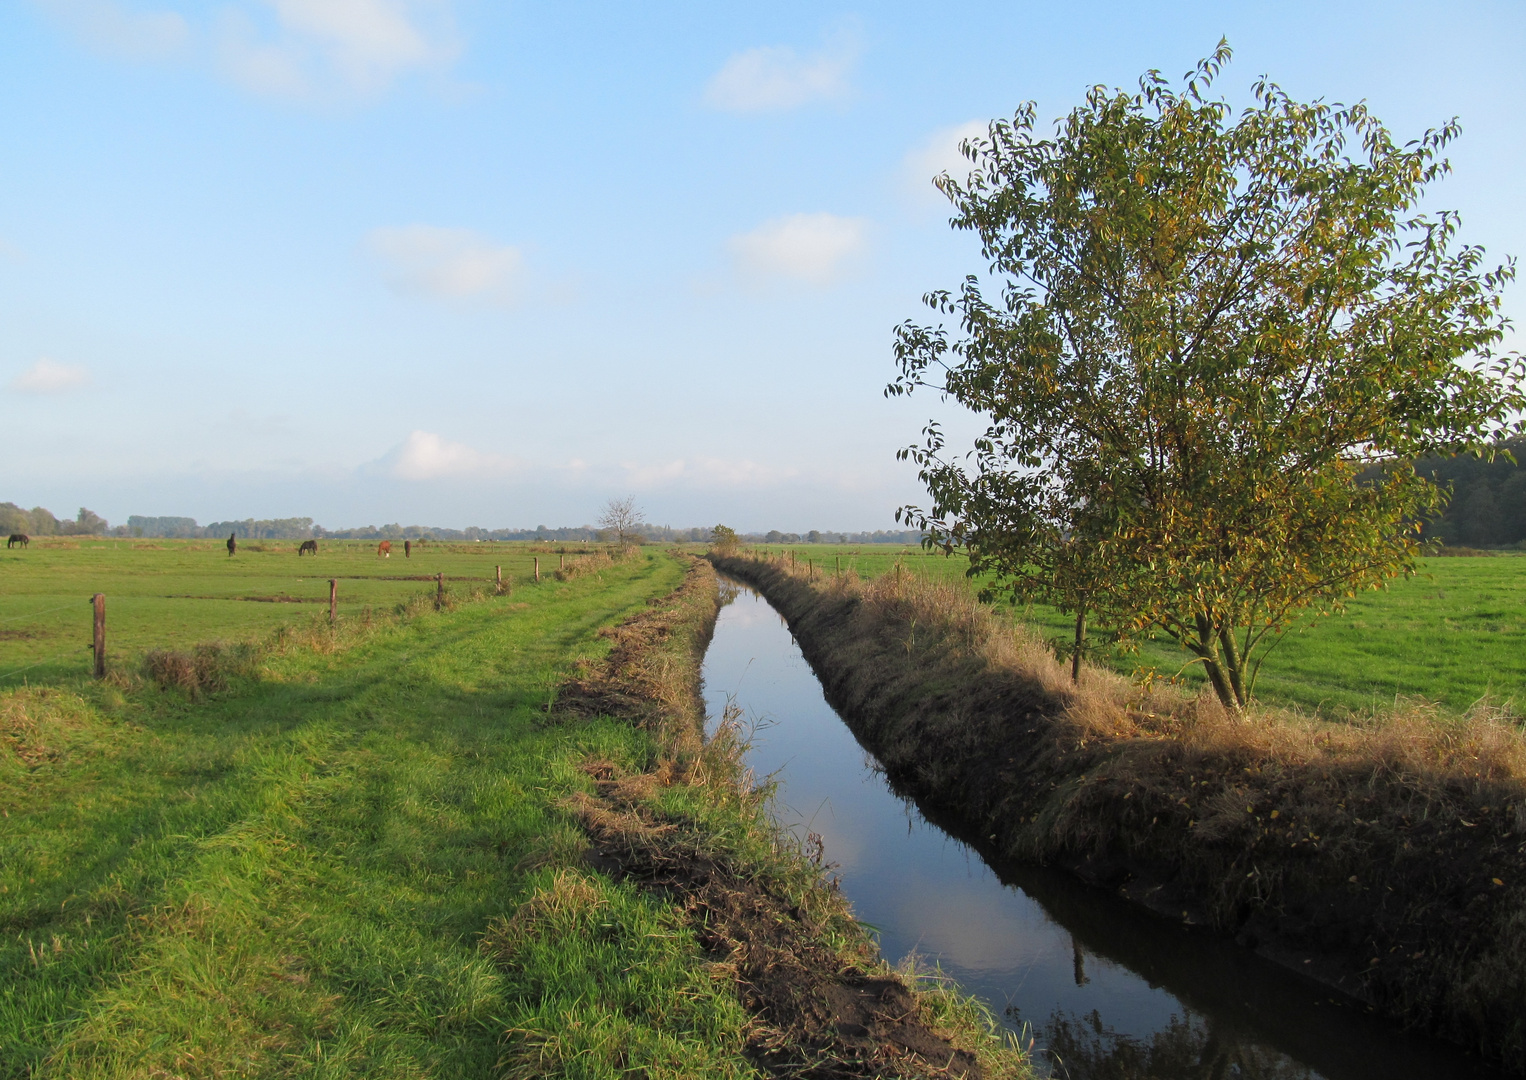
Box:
[7,533,28,548]
[298,540,318,556]
[404,540,412,558]
[227,533,237,557]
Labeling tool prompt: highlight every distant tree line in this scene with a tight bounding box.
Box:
[1413,438,1526,548]
[747,529,926,545]
[0,504,109,536]
[4,505,927,547]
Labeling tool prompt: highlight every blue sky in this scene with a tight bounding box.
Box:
[2,0,1522,531]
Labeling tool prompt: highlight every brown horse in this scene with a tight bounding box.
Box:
[298,540,318,556]
[404,540,412,558]
[378,540,392,558]
[227,533,237,557]
[6,534,28,548]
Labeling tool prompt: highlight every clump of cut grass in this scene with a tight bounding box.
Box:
[480,868,608,964]
[1,687,121,780]
[713,549,1526,1070]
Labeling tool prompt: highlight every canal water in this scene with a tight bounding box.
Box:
[701,576,1501,1080]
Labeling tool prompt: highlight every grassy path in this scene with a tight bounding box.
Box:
[1,551,758,1078]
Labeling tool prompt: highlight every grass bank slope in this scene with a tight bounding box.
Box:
[2,549,1026,1079]
[713,551,1526,1074]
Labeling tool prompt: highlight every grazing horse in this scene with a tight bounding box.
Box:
[227,533,237,557]
[404,540,411,558]
[6,533,28,549]
[298,540,318,556]
[378,540,392,558]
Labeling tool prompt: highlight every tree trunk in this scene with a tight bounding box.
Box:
[1071,604,1087,684]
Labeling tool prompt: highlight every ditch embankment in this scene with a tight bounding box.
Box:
[711,551,1526,1074]
[553,554,1029,1078]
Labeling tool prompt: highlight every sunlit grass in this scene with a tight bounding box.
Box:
[1,551,762,1079]
[745,543,1526,716]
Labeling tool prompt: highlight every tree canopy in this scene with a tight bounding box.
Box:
[889,44,1525,710]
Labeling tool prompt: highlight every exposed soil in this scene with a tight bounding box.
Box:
[567,769,982,1079]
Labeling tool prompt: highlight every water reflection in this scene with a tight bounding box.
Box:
[702,577,1499,1080]
[1033,1008,1314,1080]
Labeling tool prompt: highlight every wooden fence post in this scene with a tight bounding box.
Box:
[559,554,565,571]
[495,565,502,587]
[436,572,445,609]
[533,557,539,582]
[91,593,105,679]
[329,579,337,625]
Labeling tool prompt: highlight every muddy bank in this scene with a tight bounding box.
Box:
[712,552,1526,1073]
[552,555,1023,1078]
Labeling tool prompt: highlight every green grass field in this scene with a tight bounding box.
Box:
[0,549,775,1078]
[0,537,618,687]
[743,543,1526,717]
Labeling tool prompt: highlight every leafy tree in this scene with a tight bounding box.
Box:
[60,507,108,535]
[28,507,59,536]
[889,45,1525,709]
[597,495,644,547]
[710,524,739,554]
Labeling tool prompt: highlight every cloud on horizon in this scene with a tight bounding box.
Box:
[728,212,867,285]
[619,455,801,491]
[703,27,859,112]
[367,224,523,303]
[368,430,520,481]
[9,358,91,394]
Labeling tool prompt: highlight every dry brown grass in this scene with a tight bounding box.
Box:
[143,642,260,697]
[714,550,1526,1072]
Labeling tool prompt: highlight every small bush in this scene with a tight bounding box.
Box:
[144,642,259,697]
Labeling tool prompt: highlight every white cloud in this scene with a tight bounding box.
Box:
[32,0,190,61]
[902,120,987,203]
[728,212,868,285]
[620,457,799,490]
[704,29,858,112]
[367,225,523,303]
[372,430,518,481]
[9,358,91,394]
[37,0,459,100]
[217,0,460,100]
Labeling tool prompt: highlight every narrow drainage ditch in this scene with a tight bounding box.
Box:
[702,575,1504,1080]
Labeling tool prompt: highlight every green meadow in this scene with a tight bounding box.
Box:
[745,543,1526,717]
[0,549,774,1078]
[0,537,614,687]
